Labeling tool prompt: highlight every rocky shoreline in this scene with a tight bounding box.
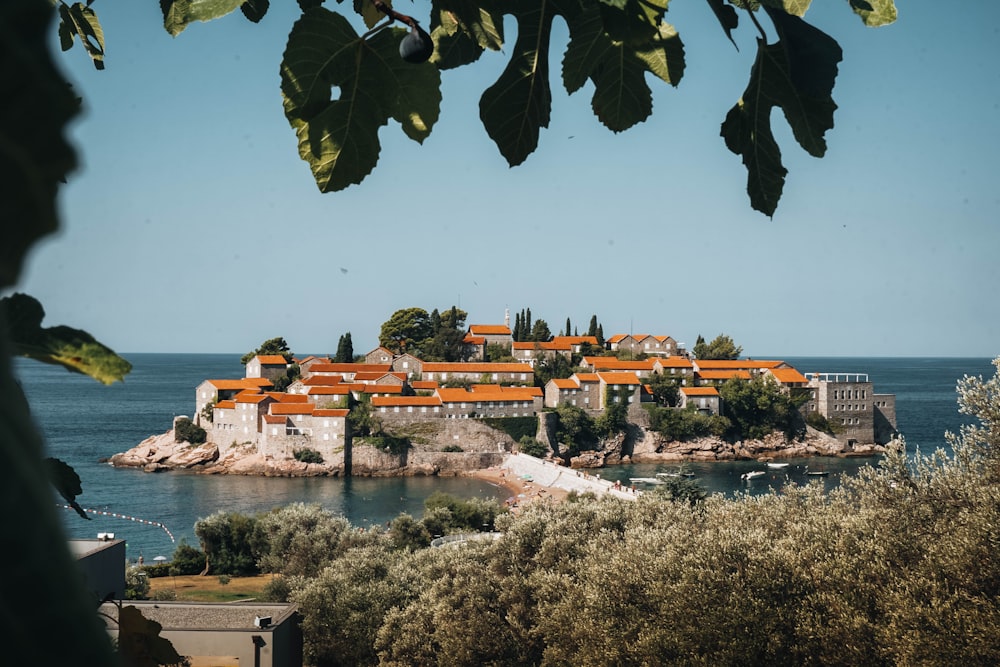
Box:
[108,423,884,478]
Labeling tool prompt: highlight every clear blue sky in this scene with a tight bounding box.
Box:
[15,2,1000,357]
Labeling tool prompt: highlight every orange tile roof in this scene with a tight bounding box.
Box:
[411,381,438,390]
[575,373,601,383]
[512,340,571,351]
[308,363,392,374]
[422,362,533,373]
[303,375,343,386]
[694,360,784,369]
[307,386,351,395]
[206,378,273,390]
[469,384,542,397]
[655,356,694,368]
[768,367,809,384]
[552,378,580,389]
[267,392,309,403]
[462,335,486,345]
[254,355,289,365]
[606,334,627,343]
[696,370,752,380]
[597,372,643,385]
[681,386,720,396]
[469,324,512,335]
[436,387,537,404]
[313,409,349,417]
[371,396,442,407]
[355,384,404,394]
[269,403,315,416]
[551,335,599,345]
[235,391,268,403]
[215,400,236,409]
[263,414,285,424]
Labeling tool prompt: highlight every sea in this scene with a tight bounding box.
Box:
[13,354,996,562]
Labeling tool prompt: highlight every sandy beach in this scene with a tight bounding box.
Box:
[469,464,569,509]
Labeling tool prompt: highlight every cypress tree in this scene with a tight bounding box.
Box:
[588,315,598,337]
[565,317,572,339]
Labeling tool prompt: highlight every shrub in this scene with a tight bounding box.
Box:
[217,574,231,586]
[125,566,150,600]
[150,589,177,601]
[294,447,324,464]
[261,576,292,603]
[174,417,206,444]
[479,416,538,442]
[518,436,548,458]
[442,444,463,452]
[170,540,206,575]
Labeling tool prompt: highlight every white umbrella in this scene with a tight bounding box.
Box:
[152,555,168,563]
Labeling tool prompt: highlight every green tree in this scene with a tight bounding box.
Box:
[647,371,681,406]
[334,331,354,363]
[528,319,552,342]
[719,374,804,441]
[692,333,744,360]
[379,307,431,354]
[554,403,597,458]
[518,436,549,458]
[194,511,259,576]
[240,336,293,365]
[587,315,598,338]
[173,417,206,444]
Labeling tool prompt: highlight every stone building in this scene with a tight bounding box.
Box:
[805,372,898,446]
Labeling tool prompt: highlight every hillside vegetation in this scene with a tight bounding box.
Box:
[179,360,1000,666]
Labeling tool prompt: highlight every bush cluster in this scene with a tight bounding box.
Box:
[173,417,206,444]
[293,447,324,464]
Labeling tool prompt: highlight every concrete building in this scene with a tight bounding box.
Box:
[71,536,126,602]
[101,601,302,667]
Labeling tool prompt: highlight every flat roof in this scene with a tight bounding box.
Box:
[100,601,298,631]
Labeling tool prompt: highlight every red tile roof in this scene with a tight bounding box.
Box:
[313,409,349,417]
[307,386,351,395]
[254,355,289,365]
[206,378,273,390]
[512,341,571,351]
[410,381,439,390]
[422,362,533,373]
[694,360,784,370]
[235,391,269,404]
[308,363,392,374]
[269,403,315,416]
[681,386,720,396]
[597,372,643,385]
[266,393,309,403]
[696,370,752,380]
[655,356,694,368]
[468,324,512,335]
[371,396,443,407]
[303,375,343,386]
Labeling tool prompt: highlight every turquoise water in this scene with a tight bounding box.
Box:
[14,354,995,560]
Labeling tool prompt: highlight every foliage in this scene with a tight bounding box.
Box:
[173,417,206,445]
[348,393,381,437]
[199,399,215,424]
[194,511,259,576]
[646,371,681,406]
[378,307,432,354]
[517,435,549,458]
[270,362,301,392]
[645,404,730,439]
[422,306,468,361]
[805,410,841,434]
[692,332,743,360]
[260,575,293,603]
[484,342,514,362]
[333,331,354,363]
[554,403,597,458]
[653,475,708,506]
[2,293,131,384]
[533,351,577,387]
[367,434,410,456]
[293,447,324,464]
[479,415,537,442]
[125,566,150,600]
[441,444,463,452]
[240,336,292,365]
[594,393,628,437]
[423,492,502,533]
[719,374,805,441]
[169,540,206,576]
[117,604,189,667]
[388,513,431,551]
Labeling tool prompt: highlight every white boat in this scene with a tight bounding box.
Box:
[806,470,829,477]
[766,462,789,469]
[630,477,665,485]
[741,470,766,480]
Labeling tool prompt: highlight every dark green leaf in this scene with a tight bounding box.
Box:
[705,0,739,49]
[281,9,442,192]
[721,11,841,216]
[160,0,245,36]
[848,0,897,27]
[45,457,89,519]
[0,0,78,290]
[298,0,324,11]
[240,0,269,23]
[59,2,105,69]
[2,293,132,385]
[430,0,504,69]
[119,605,188,667]
[354,0,386,29]
[479,1,567,166]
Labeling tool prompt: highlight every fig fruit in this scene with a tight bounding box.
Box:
[399,24,433,64]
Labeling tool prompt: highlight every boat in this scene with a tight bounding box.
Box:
[630,477,665,485]
[806,470,829,477]
[656,468,696,479]
[766,462,789,469]
[741,470,766,481]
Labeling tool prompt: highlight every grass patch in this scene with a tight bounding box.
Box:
[147,574,274,602]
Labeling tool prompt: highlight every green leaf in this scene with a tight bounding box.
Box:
[564,5,683,132]
[58,2,105,69]
[479,0,567,166]
[705,0,739,49]
[1,293,132,385]
[160,0,245,37]
[720,10,841,216]
[281,9,442,192]
[760,0,811,17]
[240,0,269,23]
[848,0,897,27]
[430,0,504,70]
[45,457,89,519]
[0,0,78,290]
